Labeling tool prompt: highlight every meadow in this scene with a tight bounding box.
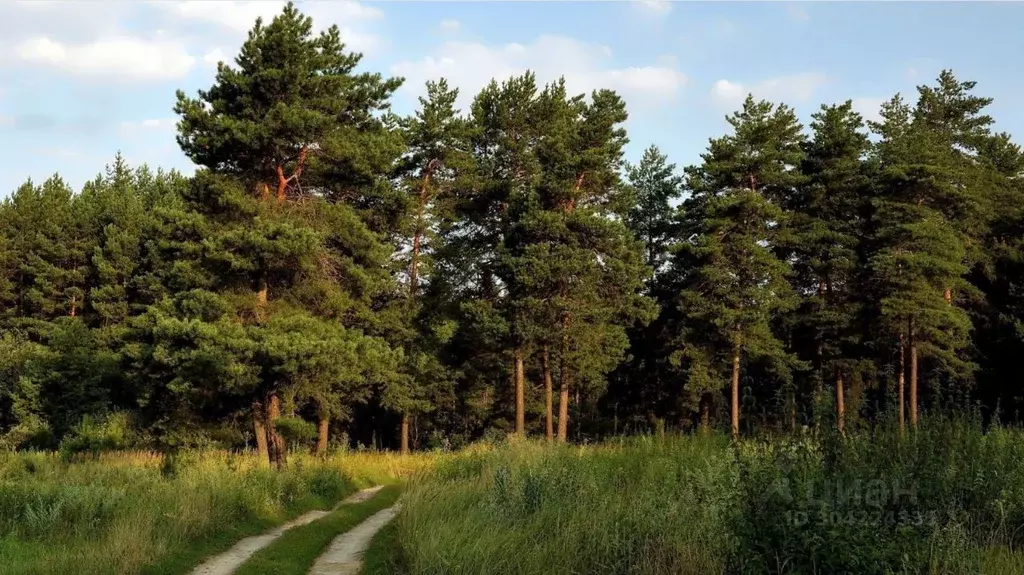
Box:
[5,421,1024,574]
[0,450,431,575]
[386,421,1024,575]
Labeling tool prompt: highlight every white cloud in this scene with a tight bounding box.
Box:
[637,0,672,16]
[439,19,460,32]
[153,0,384,53]
[202,48,229,67]
[710,79,745,105]
[786,4,811,22]
[15,36,195,81]
[391,35,687,112]
[158,1,289,32]
[157,1,386,33]
[851,97,886,125]
[710,72,830,108]
[120,118,178,137]
[33,146,80,159]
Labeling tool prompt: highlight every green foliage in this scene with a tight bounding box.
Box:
[58,411,137,460]
[670,96,804,424]
[625,145,684,274]
[1,0,1023,463]
[274,415,317,446]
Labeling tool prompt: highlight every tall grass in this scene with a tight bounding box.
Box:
[395,422,1024,574]
[397,436,735,574]
[0,450,433,575]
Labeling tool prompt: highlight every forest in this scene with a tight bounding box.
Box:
[2,1,1024,464]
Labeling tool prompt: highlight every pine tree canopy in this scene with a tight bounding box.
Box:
[5,2,1024,449]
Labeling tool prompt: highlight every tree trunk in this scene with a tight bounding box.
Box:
[316,415,329,456]
[898,331,906,436]
[266,391,286,469]
[253,400,269,464]
[700,395,710,435]
[275,147,308,204]
[400,414,410,455]
[410,168,433,298]
[944,287,952,305]
[256,276,268,322]
[514,347,525,437]
[542,345,553,441]
[557,314,570,442]
[836,372,845,433]
[557,379,569,443]
[909,319,918,429]
[276,165,288,203]
[790,391,797,433]
[730,348,740,440]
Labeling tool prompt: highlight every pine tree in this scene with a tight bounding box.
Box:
[442,73,543,437]
[624,145,683,275]
[174,1,403,207]
[791,101,871,430]
[172,2,404,464]
[674,95,803,438]
[2,177,92,328]
[867,74,991,430]
[389,79,471,453]
[508,81,654,441]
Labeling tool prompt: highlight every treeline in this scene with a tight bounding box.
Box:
[1,4,1023,458]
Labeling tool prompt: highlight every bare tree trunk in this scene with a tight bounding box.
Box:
[514,347,525,437]
[909,319,918,429]
[898,331,906,436]
[557,380,569,443]
[255,275,268,324]
[731,348,741,440]
[275,147,308,204]
[316,415,329,456]
[700,395,710,435]
[557,314,570,442]
[542,345,553,441]
[836,372,845,433]
[253,400,269,464]
[409,167,434,298]
[266,391,286,469]
[790,391,797,433]
[400,414,410,455]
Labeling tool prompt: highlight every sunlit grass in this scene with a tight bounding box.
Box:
[0,450,434,575]
[393,423,1024,575]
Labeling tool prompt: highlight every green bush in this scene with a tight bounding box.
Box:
[275,416,318,446]
[58,412,136,460]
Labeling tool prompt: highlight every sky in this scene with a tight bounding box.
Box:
[1,0,1023,195]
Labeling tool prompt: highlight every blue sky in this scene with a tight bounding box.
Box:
[1,1,1022,195]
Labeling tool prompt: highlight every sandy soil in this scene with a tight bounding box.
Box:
[188,486,386,575]
[307,504,401,575]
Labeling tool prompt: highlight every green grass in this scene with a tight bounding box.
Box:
[392,421,1024,575]
[139,512,297,575]
[361,521,404,575]
[235,484,402,575]
[396,436,733,575]
[982,547,1024,574]
[0,450,434,575]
